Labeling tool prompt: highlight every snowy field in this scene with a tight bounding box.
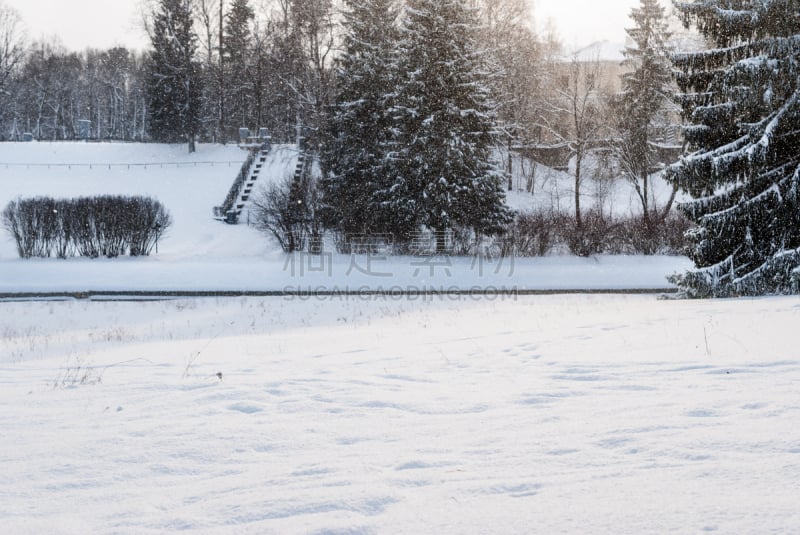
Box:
[0,142,690,293]
[2,294,800,534]
[3,142,795,534]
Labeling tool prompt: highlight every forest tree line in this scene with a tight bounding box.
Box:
[0,0,550,148]
[0,0,686,259]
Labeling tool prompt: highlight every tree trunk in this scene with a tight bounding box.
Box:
[436,230,447,255]
[574,151,582,229]
[642,171,651,231]
[218,0,226,144]
[659,184,679,221]
[507,137,513,190]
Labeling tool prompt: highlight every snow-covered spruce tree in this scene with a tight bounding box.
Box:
[666,0,800,297]
[146,0,202,152]
[613,0,677,245]
[321,0,403,240]
[223,0,254,138]
[390,0,512,251]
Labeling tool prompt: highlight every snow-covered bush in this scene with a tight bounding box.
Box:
[2,196,171,259]
[251,174,318,253]
[565,209,691,256]
[617,211,691,256]
[564,210,615,257]
[495,209,690,257]
[498,211,561,257]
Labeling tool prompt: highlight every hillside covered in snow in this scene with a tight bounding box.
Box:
[0,142,691,294]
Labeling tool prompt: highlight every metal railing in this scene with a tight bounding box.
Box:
[2,161,243,170]
[213,149,258,220]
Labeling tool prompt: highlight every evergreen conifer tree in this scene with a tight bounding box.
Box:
[667,0,800,296]
[322,0,401,240]
[146,0,202,152]
[613,0,676,241]
[223,0,254,137]
[390,0,511,250]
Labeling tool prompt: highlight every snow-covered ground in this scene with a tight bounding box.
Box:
[2,294,800,533]
[0,142,690,293]
[1,143,797,534]
[503,152,685,218]
[0,142,291,261]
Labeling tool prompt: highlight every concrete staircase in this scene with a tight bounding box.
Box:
[214,142,307,225]
[233,148,269,220]
[293,151,308,184]
[213,146,266,224]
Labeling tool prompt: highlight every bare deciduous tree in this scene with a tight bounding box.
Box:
[0,2,25,138]
[540,53,607,231]
[0,1,23,93]
[473,0,540,190]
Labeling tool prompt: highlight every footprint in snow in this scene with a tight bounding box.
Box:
[228,402,264,414]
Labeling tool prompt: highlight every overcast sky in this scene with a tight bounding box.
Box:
[3,0,659,52]
[535,0,648,50]
[3,0,149,51]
